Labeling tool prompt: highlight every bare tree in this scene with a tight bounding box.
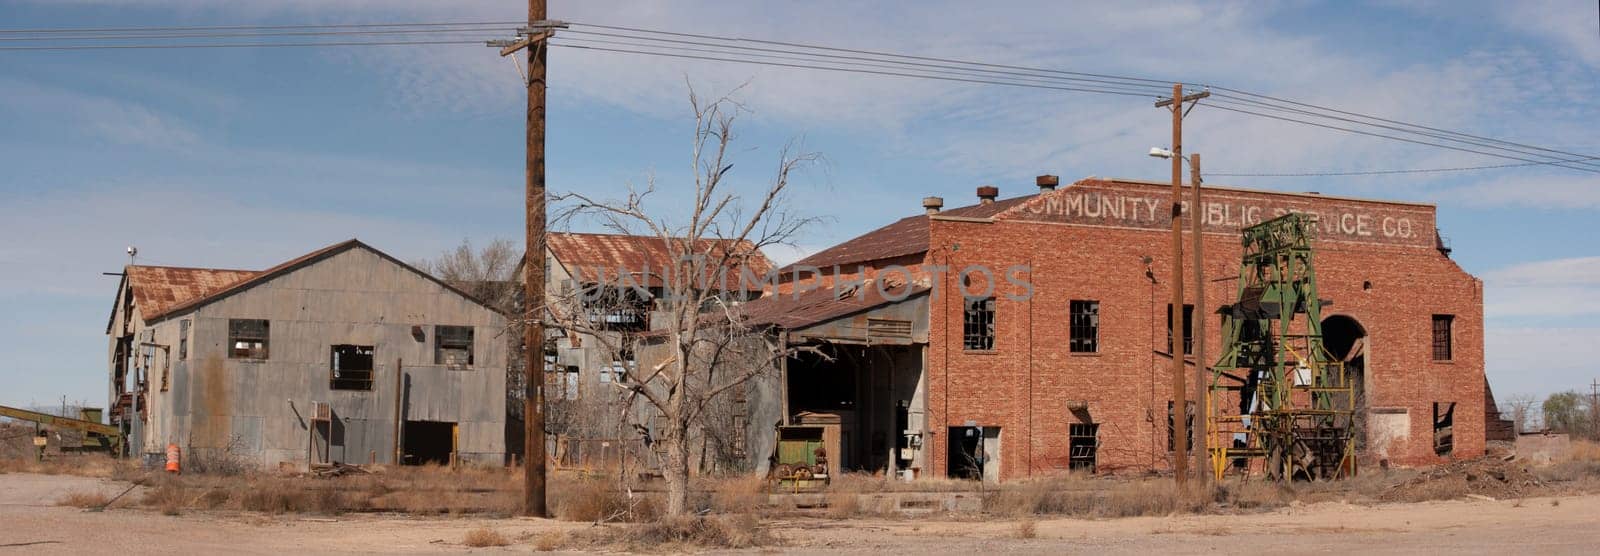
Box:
[415,238,527,426]
[548,85,818,516]
[1502,393,1539,435]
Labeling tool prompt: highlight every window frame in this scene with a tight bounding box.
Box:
[962,296,996,351]
[1069,299,1100,353]
[1431,314,1453,361]
[227,319,270,360]
[329,344,375,391]
[434,325,475,368]
[1167,303,1195,355]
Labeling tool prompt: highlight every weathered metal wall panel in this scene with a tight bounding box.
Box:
[143,246,507,468]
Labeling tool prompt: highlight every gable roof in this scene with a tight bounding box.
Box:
[127,266,259,320]
[547,232,775,286]
[787,194,1034,271]
[139,239,505,324]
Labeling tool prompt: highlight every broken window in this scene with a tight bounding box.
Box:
[1167,304,1194,355]
[1431,314,1453,361]
[1068,422,1099,472]
[601,348,634,384]
[178,319,190,361]
[330,345,375,391]
[1433,402,1455,456]
[228,319,269,360]
[963,297,995,351]
[434,325,474,368]
[546,365,579,400]
[1167,401,1195,452]
[1069,300,1099,353]
[584,285,652,332]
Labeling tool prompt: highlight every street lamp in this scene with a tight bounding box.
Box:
[1148,145,1208,485]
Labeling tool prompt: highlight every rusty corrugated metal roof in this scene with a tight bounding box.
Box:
[140,239,507,323]
[548,232,775,286]
[126,265,258,321]
[738,282,927,330]
[788,195,1035,271]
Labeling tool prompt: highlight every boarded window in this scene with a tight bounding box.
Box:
[228,319,269,360]
[1068,422,1099,472]
[434,325,474,368]
[1167,304,1194,355]
[330,345,374,391]
[178,319,190,361]
[1431,315,1453,361]
[1069,300,1099,353]
[1167,401,1195,452]
[963,297,995,351]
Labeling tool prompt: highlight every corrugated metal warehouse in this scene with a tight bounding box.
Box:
[106,240,508,468]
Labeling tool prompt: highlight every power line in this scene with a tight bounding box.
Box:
[561,22,1600,174]
[1204,103,1600,173]
[0,39,487,51]
[555,36,1168,97]
[1209,157,1600,177]
[0,21,520,34]
[1206,94,1600,172]
[0,27,514,42]
[4,19,1596,176]
[561,28,1175,94]
[549,42,1160,98]
[1209,86,1600,169]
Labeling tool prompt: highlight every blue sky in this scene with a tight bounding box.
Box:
[1,1,1596,409]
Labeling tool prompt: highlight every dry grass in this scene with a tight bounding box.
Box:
[709,474,767,514]
[577,514,776,551]
[825,490,863,518]
[0,454,139,480]
[56,490,113,508]
[531,530,566,551]
[462,527,510,547]
[1015,518,1037,539]
[550,477,659,522]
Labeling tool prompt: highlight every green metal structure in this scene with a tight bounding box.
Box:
[1207,214,1355,481]
[0,404,123,455]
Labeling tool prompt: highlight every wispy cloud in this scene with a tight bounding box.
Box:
[1483,256,1600,318]
[1450,174,1600,210]
[0,78,202,149]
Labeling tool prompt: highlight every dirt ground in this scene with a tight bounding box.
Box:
[3,472,1597,554]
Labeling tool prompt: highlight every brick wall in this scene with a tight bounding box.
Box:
[920,181,1484,479]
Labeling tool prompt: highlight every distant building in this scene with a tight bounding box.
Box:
[107,240,508,468]
[539,232,773,471]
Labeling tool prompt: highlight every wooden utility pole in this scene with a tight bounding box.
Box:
[1189,153,1208,486]
[1155,83,1208,486]
[522,0,549,518]
[487,0,559,518]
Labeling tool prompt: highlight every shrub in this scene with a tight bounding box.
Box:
[56,490,112,508]
[462,528,510,547]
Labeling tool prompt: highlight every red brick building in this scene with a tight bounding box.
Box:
[770,176,1486,480]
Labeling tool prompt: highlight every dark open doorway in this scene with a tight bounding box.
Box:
[402,420,455,466]
[947,426,983,479]
[1322,315,1368,451]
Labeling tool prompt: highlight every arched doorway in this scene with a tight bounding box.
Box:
[1321,315,1367,452]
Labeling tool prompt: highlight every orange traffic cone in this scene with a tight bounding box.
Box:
[165,444,181,474]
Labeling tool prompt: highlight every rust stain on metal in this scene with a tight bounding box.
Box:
[126,266,257,320]
[548,232,774,286]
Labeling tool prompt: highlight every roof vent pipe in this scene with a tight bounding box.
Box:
[923,196,944,215]
[976,185,999,205]
[1036,174,1059,192]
